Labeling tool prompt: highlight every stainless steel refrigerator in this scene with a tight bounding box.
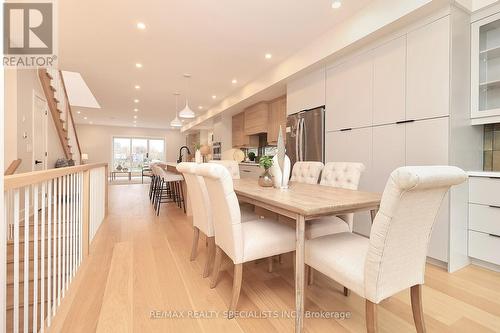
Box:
[285,106,325,166]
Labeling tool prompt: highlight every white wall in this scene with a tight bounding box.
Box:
[76,124,186,165]
[4,69,17,167]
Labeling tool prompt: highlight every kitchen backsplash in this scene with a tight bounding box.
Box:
[484,124,500,171]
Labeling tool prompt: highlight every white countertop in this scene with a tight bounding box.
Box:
[468,171,500,178]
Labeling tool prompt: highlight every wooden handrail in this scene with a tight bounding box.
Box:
[4,162,107,190]
[59,70,82,163]
[4,159,22,175]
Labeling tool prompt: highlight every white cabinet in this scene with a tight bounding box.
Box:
[406,117,449,166]
[372,123,405,192]
[468,176,500,266]
[373,37,406,125]
[471,12,500,124]
[287,68,325,115]
[326,54,373,131]
[325,128,373,237]
[406,16,450,120]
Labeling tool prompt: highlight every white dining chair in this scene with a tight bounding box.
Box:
[305,166,467,333]
[306,162,365,286]
[209,159,257,222]
[197,163,296,317]
[176,162,215,278]
[290,161,324,184]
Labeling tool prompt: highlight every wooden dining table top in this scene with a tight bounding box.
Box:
[233,178,382,218]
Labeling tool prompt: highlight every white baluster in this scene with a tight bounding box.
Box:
[13,189,20,333]
[47,180,52,325]
[23,186,29,333]
[57,177,61,307]
[33,185,39,332]
[41,182,46,333]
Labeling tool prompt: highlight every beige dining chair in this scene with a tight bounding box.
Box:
[306,162,365,286]
[290,161,324,184]
[176,162,215,277]
[197,163,296,317]
[305,166,467,333]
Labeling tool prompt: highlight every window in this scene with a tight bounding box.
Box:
[112,137,165,170]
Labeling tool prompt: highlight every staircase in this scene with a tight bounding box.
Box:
[38,68,82,164]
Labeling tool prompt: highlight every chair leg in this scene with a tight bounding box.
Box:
[411,285,426,333]
[190,227,200,261]
[178,181,186,214]
[228,264,243,318]
[278,254,283,264]
[366,300,378,333]
[210,246,223,288]
[343,287,351,297]
[307,266,314,286]
[267,257,273,273]
[203,237,216,278]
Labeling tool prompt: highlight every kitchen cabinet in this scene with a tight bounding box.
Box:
[471,11,500,124]
[244,102,268,135]
[406,117,449,166]
[287,68,325,116]
[239,164,261,179]
[232,113,259,148]
[372,123,405,192]
[373,36,406,125]
[267,96,287,144]
[326,53,373,131]
[406,16,450,120]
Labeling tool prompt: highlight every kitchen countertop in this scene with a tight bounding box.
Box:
[239,162,260,167]
[468,171,500,178]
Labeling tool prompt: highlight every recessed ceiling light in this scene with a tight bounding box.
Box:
[135,63,143,68]
[89,121,93,125]
[77,111,81,114]
[133,115,138,119]
[232,79,238,84]
[134,99,140,103]
[134,85,141,89]
[133,108,139,112]
[198,106,203,110]
[331,0,342,9]
[83,116,87,120]
[136,22,146,30]
[265,53,272,59]
[212,95,217,99]
[134,124,137,127]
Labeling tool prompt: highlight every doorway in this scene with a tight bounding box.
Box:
[32,92,48,171]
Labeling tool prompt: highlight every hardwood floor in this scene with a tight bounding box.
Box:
[49,184,500,332]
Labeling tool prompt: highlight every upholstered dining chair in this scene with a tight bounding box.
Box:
[209,159,257,222]
[290,161,324,184]
[177,162,215,278]
[305,166,467,333]
[197,163,296,317]
[306,162,365,286]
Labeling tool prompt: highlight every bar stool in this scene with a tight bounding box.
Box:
[155,168,185,216]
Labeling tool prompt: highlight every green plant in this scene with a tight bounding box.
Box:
[248,152,256,161]
[193,143,201,151]
[259,156,273,170]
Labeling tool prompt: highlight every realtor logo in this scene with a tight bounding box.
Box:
[3,2,56,67]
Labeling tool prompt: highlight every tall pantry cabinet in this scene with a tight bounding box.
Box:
[288,6,482,272]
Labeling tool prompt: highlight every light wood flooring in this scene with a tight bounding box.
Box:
[49,184,500,332]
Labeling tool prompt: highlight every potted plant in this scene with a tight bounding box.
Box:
[248,152,256,162]
[258,156,274,187]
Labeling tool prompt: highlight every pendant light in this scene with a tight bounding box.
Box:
[179,73,195,118]
[170,92,182,127]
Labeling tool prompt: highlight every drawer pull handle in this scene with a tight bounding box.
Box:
[396,119,416,124]
[241,170,251,173]
[488,177,500,179]
[489,234,500,238]
[489,205,500,209]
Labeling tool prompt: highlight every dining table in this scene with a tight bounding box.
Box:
[233,178,382,333]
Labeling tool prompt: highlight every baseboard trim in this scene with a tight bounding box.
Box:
[470,258,500,272]
[426,257,448,270]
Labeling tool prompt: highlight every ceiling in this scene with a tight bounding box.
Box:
[59,0,373,129]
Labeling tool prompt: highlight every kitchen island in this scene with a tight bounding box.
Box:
[163,162,192,216]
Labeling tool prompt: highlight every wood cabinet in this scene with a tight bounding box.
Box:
[267,96,287,144]
[232,113,259,148]
[244,102,269,135]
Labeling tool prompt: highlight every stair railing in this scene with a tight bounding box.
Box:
[2,163,108,332]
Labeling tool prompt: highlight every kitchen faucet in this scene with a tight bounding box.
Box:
[177,146,191,163]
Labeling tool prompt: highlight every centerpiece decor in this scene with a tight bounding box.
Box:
[258,156,274,187]
[270,126,291,189]
[194,143,202,163]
